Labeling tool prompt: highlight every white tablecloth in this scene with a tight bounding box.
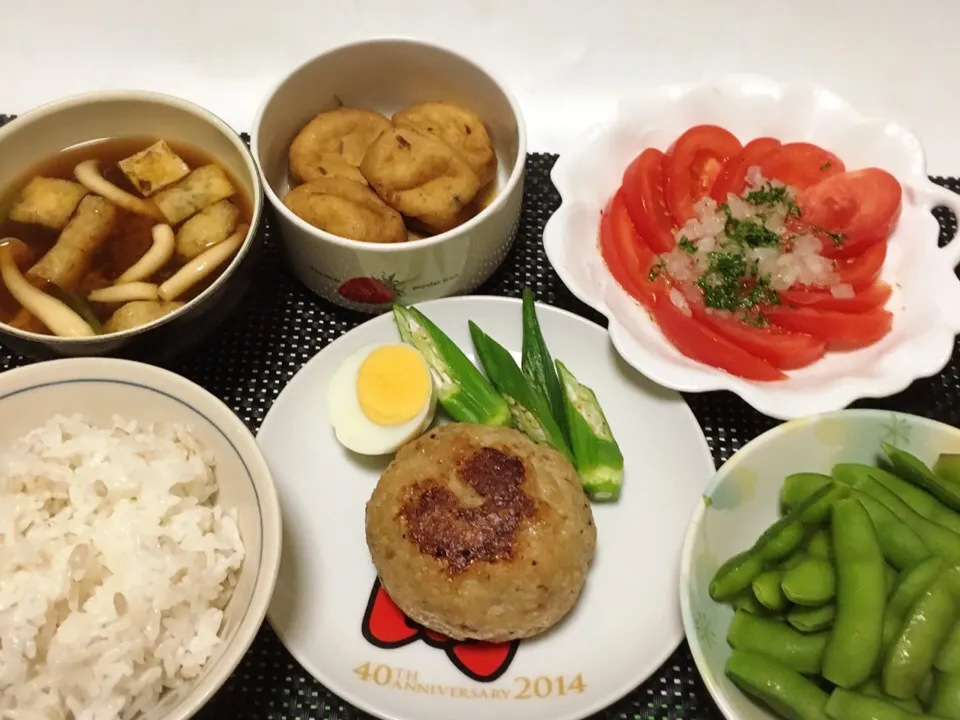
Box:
[1,0,957,174]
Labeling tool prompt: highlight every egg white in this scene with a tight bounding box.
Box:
[326,342,437,456]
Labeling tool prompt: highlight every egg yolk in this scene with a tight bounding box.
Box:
[357,345,431,426]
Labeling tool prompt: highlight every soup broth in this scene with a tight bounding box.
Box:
[0,137,252,337]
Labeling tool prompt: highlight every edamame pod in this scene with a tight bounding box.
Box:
[754,570,790,612]
[853,462,960,535]
[884,577,959,699]
[807,529,833,560]
[929,670,960,719]
[937,620,960,673]
[781,550,809,572]
[883,442,960,512]
[760,521,808,563]
[935,454,960,488]
[886,565,900,597]
[836,465,960,562]
[881,558,946,661]
[731,589,771,616]
[726,649,830,720]
[782,557,836,606]
[826,688,942,720]
[781,472,833,510]
[851,488,931,570]
[856,678,925,713]
[789,604,837,634]
[710,485,838,601]
[823,497,886,689]
[727,610,828,675]
[710,550,766,602]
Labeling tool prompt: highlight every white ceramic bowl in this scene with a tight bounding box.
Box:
[0,357,282,720]
[543,74,960,420]
[680,409,960,719]
[252,38,526,312]
[0,90,264,360]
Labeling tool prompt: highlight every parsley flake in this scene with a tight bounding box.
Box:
[677,236,697,253]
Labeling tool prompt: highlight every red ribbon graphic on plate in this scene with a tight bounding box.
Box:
[361,578,520,683]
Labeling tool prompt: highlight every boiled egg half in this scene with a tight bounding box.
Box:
[326,342,437,455]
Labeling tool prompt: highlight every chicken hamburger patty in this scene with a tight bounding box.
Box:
[365,423,596,642]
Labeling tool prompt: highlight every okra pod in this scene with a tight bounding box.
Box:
[468,321,574,463]
[521,288,567,436]
[392,305,510,427]
[555,359,624,501]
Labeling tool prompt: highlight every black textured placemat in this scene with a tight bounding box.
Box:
[1,113,959,719]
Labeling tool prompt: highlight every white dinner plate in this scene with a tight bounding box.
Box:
[257,295,715,720]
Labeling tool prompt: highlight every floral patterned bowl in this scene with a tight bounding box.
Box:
[680,409,960,719]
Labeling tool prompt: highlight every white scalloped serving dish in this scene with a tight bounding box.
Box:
[543,74,960,420]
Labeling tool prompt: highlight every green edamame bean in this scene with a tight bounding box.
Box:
[754,570,790,612]
[882,558,945,654]
[884,577,959,699]
[823,497,886,689]
[782,472,833,510]
[788,604,836,633]
[782,557,836,606]
[726,649,830,720]
[710,485,838,601]
[727,610,828,675]
[807,528,834,560]
[929,670,960,719]
[849,461,960,535]
[855,678,924,713]
[826,688,939,720]
[836,465,960,562]
[849,488,931,570]
[884,442,960,512]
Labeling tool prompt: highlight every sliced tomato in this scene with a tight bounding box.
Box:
[797,168,902,257]
[710,137,782,202]
[651,293,786,382]
[758,142,845,190]
[683,301,825,370]
[834,240,887,289]
[765,306,893,351]
[621,149,678,253]
[599,190,667,309]
[663,125,743,225]
[780,282,892,313]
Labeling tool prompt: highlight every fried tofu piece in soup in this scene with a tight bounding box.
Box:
[9,178,89,230]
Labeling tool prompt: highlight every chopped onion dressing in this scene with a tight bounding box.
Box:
[653,168,842,323]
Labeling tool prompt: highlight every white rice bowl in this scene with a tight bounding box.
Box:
[0,413,245,720]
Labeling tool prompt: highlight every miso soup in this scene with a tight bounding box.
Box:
[0,137,253,337]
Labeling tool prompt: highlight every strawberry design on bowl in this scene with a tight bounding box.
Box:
[337,274,404,305]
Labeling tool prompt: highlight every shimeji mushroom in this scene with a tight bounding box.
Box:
[157,224,248,301]
[87,282,160,304]
[0,238,95,337]
[115,224,176,284]
[74,159,164,220]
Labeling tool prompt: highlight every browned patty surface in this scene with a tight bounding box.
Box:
[365,423,596,642]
